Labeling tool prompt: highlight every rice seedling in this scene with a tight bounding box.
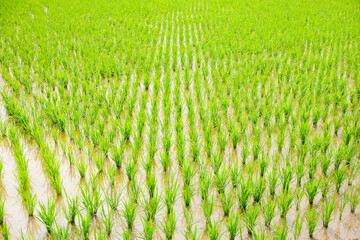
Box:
[112,139,125,168]
[277,190,293,218]
[241,140,250,165]
[51,223,72,240]
[306,207,319,238]
[0,197,4,225]
[215,168,229,194]
[94,224,107,240]
[63,195,79,224]
[348,163,360,186]
[122,225,133,240]
[128,180,141,203]
[322,196,335,228]
[320,177,332,199]
[36,200,58,232]
[141,191,162,221]
[295,188,304,211]
[252,140,262,161]
[105,188,122,211]
[140,217,157,240]
[268,165,278,196]
[237,178,252,210]
[334,166,346,193]
[122,196,137,230]
[305,178,319,205]
[208,220,222,240]
[226,211,240,240]
[23,192,37,217]
[125,158,138,181]
[161,209,176,240]
[307,155,318,180]
[163,176,179,214]
[182,159,196,187]
[280,164,293,191]
[0,219,10,240]
[219,190,233,216]
[258,152,268,178]
[261,195,277,227]
[253,177,266,203]
[0,157,3,180]
[271,220,289,240]
[243,204,260,235]
[202,195,215,225]
[100,206,115,235]
[160,152,171,172]
[293,212,304,240]
[229,162,240,188]
[81,188,103,216]
[339,192,348,220]
[146,171,157,198]
[230,125,240,149]
[211,153,223,175]
[78,211,92,240]
[122,114,132,141]
[320,155,331,176]
[199,170,212,201]
[107,165,117,187]
[182,184,195,207]
[94,152,106,172]
[76,156,87,178]
[349,186,360,213]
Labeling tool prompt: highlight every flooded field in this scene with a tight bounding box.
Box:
[0,0,360,239]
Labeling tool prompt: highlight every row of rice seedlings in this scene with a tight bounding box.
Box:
[1,90,63,195]
[6,124,37,216]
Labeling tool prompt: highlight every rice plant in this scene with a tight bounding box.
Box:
[78,211,92,240]
[293,212,304,240]
[63,195,79,224]
[261,195,276,227]
[306,207,319,238]
[161,209,176,240]
[81,188,103,216]
[123,196,137,230]
[208,220,222,240]
[339,192,348,220]
[36,200,58,232]
[219,190,233,216]
[349,186,360,213]
[334,166,346,193]
[305,179,319,205]
[226,211,240,240]
[76,156,87,178]
[105,188,122,211]
[100,206,115,235]
[141,191,162,221]
[140,217,157,240]
[271,220,289,240]
[51,223,72,240]
[0,219,10,240]
[322,197,335,228]
[277,190,293,218]
[253,178,266,203]
[163,176,179,214]
[243,204,260,235]
[237,178,252,210]
[182,184,195,207]
[0,197,4,225]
